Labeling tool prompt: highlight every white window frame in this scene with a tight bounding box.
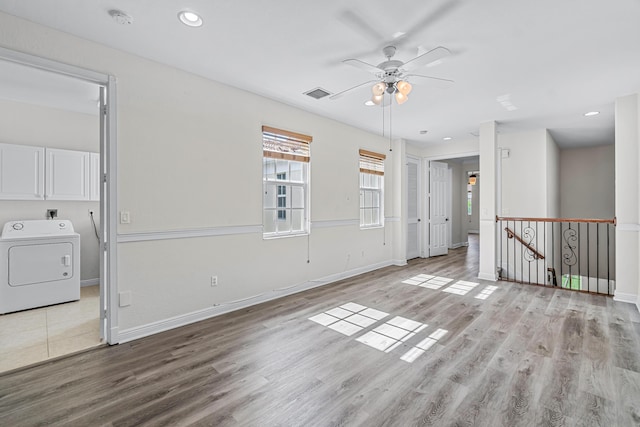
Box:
[359,149,385,229]
[262,126,311,238]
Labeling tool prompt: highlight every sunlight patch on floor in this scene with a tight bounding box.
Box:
[308,303,389,336]
[442,280,479,295]
[400,328,448,363]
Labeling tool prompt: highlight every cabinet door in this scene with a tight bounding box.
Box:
[45,148,89,200]
[0,143,45,200]
[89,152,100,201]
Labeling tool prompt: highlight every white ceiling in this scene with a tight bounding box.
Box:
[1,0,639,148]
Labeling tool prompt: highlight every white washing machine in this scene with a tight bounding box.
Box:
[0,220,80,314]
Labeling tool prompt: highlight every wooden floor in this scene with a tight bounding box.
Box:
[2,239,640,426]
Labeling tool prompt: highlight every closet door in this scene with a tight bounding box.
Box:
[0,143,45,200]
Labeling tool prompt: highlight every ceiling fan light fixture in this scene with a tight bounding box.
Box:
[178,10,203,27]
[395,91,408,105]
[372,82,385,96]
[371,94,383,105]
[396,80,412,96]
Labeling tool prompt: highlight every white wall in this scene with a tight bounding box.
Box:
[0,98,100,281]
[499,129,549,217]
[0,12,400,334]
[615,93,640,304]
[545,131,560,218]
[560,144,615,219]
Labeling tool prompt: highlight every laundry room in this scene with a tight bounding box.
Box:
[0,61,102,372]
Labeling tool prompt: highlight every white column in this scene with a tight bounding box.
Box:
[478,121,498,281]
[391,138,407,265]
[614,94,640,305]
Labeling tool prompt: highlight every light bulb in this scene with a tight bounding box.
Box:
[371,94,383,105]
[372,82,385,96]
[397,80,412,95]
[395,92,408,105]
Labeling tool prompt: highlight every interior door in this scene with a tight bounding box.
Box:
[406,157,420,259]
[430,161,449,256]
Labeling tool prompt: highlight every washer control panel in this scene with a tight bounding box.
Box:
[1,220,76,238]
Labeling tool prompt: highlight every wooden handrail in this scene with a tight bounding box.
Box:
[504,227,545,260]
[497,216,616,225]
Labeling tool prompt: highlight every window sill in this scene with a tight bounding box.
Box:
[360,224,384,230]
[263,232,309,240]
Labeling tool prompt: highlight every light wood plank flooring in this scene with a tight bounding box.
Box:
[1,239,639,426]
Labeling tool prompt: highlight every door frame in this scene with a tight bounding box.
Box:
[406,155,422,259]
[0,47,119,344]
[423,151,479,258]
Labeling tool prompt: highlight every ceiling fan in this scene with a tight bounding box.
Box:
[330,45,454,105]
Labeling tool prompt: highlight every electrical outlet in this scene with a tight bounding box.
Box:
[46,209,58,219]
[88,209,94,215]
[120,211,130,224]
[211,276,218,287]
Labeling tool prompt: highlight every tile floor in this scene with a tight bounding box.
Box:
[0,285,102,373]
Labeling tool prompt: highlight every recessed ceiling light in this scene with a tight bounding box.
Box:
[584,111,600,117]
[443,137,452,141]
[419,130,428,134]
[364,100,375,106]
[178,10,203,27]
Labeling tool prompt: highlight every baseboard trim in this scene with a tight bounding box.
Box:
[81,278,100,287]
[450,242,465,249]
[613,291,639,305]
[468,230,479,234]
[118,259,397,343]
[478,272,498,281]
[392,259,407,266]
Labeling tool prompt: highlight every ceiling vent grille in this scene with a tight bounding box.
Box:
[304,88,331,100]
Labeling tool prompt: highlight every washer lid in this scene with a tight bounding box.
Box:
[1,220,77,239]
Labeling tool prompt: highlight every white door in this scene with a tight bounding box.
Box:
[430,161,449,256]
[406,157,420,259]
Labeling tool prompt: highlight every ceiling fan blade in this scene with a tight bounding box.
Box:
[339,9,386,44]
[342,59,383,75]
[395,0,464,45]
[405,74,454,88]
[402,46,451,71]
[329,80,379,100]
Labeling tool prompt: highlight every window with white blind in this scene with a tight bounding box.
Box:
[359,149,385,228]
[263,126,311,237]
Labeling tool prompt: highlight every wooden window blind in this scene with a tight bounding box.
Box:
[262,126,312,163]
[359,149,386,176]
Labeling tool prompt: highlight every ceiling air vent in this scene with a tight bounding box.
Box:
[304,88,331,100]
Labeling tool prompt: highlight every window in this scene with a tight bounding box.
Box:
[359,149,385,228]
[263,126,311,237]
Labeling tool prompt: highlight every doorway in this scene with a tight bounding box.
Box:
[424,155,480,260]
[0,48,117,372]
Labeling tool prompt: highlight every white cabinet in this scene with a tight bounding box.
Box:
[45,148,90,201]
[0,143,98,201]
[0,143,45,200]
[89,152,100,201]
